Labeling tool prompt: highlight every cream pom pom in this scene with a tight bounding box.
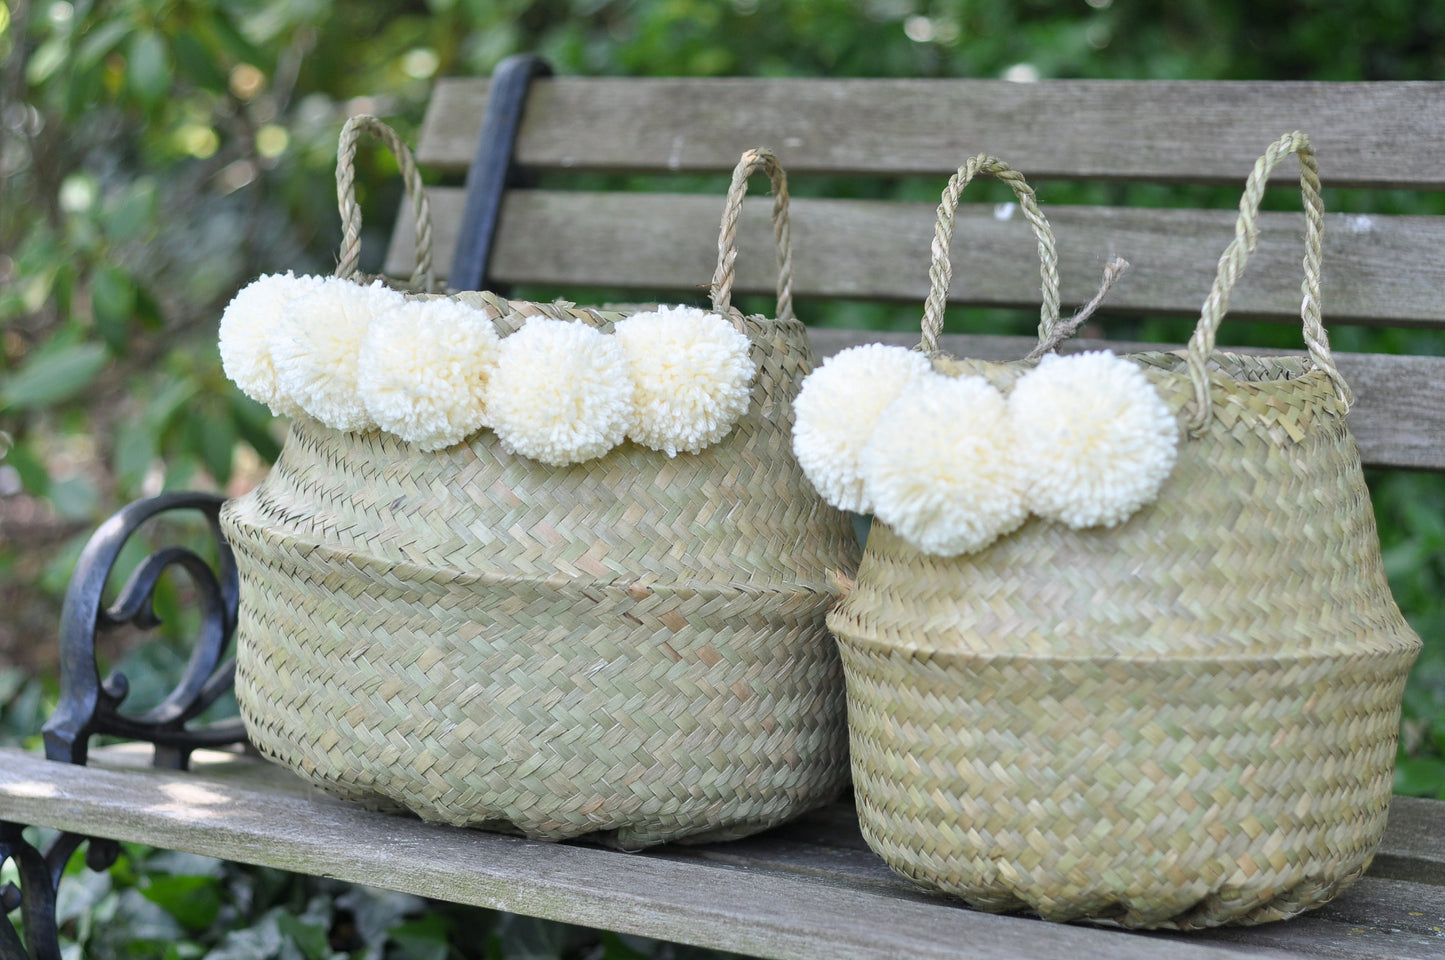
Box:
[357,298,501,452]
[613,305,755,456]
[269,277,406,432]
[218,272,326,417]
[1008,351,1179,529]
[487,318,633,466]
[792,344,934,513]
[860,374,1026,557]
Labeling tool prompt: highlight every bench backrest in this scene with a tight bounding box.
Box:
[385,75,1445,472]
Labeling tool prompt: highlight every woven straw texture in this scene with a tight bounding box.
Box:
[828,139,1421,927]
[221,121,857,848]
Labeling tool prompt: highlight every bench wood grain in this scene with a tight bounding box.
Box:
[386,190,1445,328]
[416,78,1445,187]
[3,745,1442,960]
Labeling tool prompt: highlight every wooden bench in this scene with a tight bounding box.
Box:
[4,59,1445,960]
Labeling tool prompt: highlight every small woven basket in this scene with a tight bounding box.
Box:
[222,118,857,849]
[828,136,1421,927]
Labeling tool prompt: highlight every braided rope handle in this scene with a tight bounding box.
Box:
[710,148,795,327]
[1185,131,1352,435]
[335,115,435,292]
[921,155,1060,354]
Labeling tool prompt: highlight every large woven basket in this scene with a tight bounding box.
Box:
[222,119,857,849]
[827,136,1421,927]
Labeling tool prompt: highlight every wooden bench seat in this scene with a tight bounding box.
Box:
[3,64,1444,960]
[3,745,1444,960]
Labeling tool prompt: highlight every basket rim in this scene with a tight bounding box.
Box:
[949,348,1332,386]
[414,290,808,334]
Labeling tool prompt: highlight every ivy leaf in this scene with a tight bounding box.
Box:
[139,874,224,931]
[127,30,172,106]
[91,266,138,351]
[74,20,132,70]
[1,342,108,410]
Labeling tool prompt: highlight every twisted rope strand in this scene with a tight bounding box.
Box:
[1185,132,1349,435]
[1025,257,1131,360]
[920,156,1060,354]
[335,115,435,292]
[711,148,795,327]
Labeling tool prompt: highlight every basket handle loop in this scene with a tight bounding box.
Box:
[921,155,1060,354]
[1184,132,1352,436]
[335,115,436,293]
[711,148,795,327]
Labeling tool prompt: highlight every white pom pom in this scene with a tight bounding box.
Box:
[791,344,934,513]
[269,278,406,432]
[613,305,755,456]
[357,298,501,452]
[1008,351,1179,529]
[860,374,1026,557]
[488,318,633,466]
[218,272,326,417]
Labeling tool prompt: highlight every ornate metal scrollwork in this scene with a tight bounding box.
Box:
[4,492,247,959]
[1,823,118,960]
[42,491,247,770]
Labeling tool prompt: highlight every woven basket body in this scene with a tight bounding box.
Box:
[827,142,1421,927]
[221,132,856,848]
[225,295,856,848]
[831,353,1418,927]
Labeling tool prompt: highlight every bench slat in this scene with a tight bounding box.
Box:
[418,78,1445,187]
[1,746,1441,960]
[387,189,1445,327]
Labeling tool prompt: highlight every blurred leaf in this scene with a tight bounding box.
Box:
[492,914,571,960]
[140,874,225,931]
[202,10,266,65]
[26,36,68,85]
[276,911,334,960]
[145,377,201,434]
[54,864,114,928]
[74,20,131,70]
[64,60,106,119]
[48,473,100,520]
[114,415,159,488]
[599,931,656,960]
[127,30,172,106]
[229,392,283,463]
[171,30,229,89]
[204,909,287,960]
[91,265,138,350]
[3,439,53,494]
[160,456,201,492]
[102,180,158,244]
[39,531,91,597]
[192,409,238,483]
[390,915,451,960]
[1394,756,1445,799]
[1,342,108,410]
[0,667,25,706]
[133,283,165,331]
[334,885,428,945]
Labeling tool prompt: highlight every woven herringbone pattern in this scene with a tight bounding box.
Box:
[828,136,1421,928]
[223,132,854,847]
[223,308,857,847]
[839,641,1412,928]
[830,354,1419,924]
[831,354,1419,925]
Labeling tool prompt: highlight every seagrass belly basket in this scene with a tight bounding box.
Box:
[218,118,857,848]
[796,136,1421,927]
